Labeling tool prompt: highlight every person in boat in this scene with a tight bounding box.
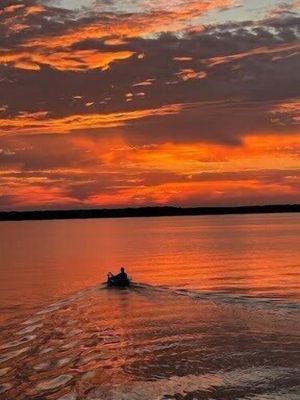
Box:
[108,267,128,281]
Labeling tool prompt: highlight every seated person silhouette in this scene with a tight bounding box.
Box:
[114,267,127,280]
[107,267,129,286]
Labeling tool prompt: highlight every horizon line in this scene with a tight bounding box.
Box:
[1,204,300,222]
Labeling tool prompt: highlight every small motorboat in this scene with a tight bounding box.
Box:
[107,269,131,287]
[107,276,131,287]
[107,272,130,287]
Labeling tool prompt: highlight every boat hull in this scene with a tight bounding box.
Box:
[107,278,131,287]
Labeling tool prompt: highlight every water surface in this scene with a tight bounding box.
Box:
[0,213,300,399]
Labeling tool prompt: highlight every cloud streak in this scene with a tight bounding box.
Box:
[0,0,299,209]
[0,104,182,135]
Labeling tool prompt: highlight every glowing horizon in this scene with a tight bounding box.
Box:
[0,0,299,210]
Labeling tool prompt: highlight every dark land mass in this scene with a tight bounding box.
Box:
[0,204,300,221]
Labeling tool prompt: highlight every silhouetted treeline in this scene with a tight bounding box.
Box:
[0,204,299,221]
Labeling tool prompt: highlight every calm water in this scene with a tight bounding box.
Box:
[0,213,300,399]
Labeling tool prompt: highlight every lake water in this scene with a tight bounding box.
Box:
[0,213,300,399]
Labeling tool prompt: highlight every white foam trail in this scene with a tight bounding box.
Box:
[0,347,29,363]
[0,383,13,395]
[33,361,51,371]
[87,367,295,400]
[134,283,300,313]
[16,323,43,335]
[36,374,73,391]
[0,367,11,377]
[57,392,77,400]
[57,357,74,367]
[0,335,36,349]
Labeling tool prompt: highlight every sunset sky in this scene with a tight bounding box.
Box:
[0,0,299,210]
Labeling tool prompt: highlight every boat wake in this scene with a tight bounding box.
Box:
[0,282,300,399]
[128,282,300,314]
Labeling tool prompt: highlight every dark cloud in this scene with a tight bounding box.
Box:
[1,15,299,119]
[0,134,106,171]
[1,166,299,210]
[0,1,299,209]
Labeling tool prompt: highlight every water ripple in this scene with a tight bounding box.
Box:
[0,283,299,399]
[36,374,73,391]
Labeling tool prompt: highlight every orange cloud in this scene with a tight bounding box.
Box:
[24,0,234,50]
[0,182,75,209]
[0,104,182,135]
[108,134,300,175]
[0,0,235,73]
[205,43,300,67]
[0,3,45,36]
[173,57,193,61]
[176,69,207,81]
[270,99,300,125]
[8,23,30,33]
[24,5,46,16]
[1,132,299,209]
[86,177,299,208]
[1,4,45,15]
[1,1,299,211]
[1,4,25,14]
[132,79,155,87]
[0,48,135,71]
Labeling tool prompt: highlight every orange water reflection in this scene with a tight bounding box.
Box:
[0,213,300,325]
[0,285,299,399]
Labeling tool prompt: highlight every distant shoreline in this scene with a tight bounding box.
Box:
[0,204,299,222]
